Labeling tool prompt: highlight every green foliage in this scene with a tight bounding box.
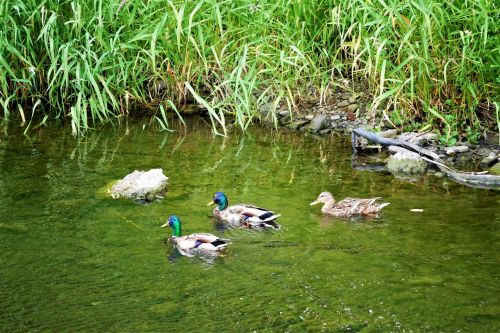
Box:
[0,0,498,139]
[465,125,481,144]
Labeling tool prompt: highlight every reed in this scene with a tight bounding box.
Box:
[0,0,498,141]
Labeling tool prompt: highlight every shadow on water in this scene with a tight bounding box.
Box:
[0,117,498,332]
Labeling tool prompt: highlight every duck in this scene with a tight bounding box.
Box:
[161,215,228,257]
[310,191,390,217]
[207,192,281,229]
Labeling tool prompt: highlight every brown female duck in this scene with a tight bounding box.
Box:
[310,191,389,217]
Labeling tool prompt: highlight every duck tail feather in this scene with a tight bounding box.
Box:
[379,202,390,210]
[261,213,281,222]
[211,239,227,248]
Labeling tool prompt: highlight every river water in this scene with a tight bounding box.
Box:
[0,118,498,332]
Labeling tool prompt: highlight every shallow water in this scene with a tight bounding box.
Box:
[0,118,498,332]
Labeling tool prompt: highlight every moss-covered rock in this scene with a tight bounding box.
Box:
[387,149,428,176]
[307,114,327,133]
[110,169,168,203]
[489,162,500,175]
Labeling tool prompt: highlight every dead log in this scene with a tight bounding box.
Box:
[352,128,500,189]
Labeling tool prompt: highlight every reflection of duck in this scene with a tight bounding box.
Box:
[161,215,228,257]
[207,192,281,229]
[310,192,389,217]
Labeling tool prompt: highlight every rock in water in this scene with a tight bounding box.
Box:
[387,148,428,178]
[110,169,168,202]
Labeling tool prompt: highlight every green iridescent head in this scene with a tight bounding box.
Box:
[207,192,228,211]
[161,215,182,237]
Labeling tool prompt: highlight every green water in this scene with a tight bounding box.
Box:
[0,118,498,332]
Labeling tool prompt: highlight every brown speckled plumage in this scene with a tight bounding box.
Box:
[311,191,389,217]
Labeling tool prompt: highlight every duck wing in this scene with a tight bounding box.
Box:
[187,233,222,243]
[335,197,359,209]
[335,197,388,215]
[333,197,377,215]
[174,233,228,253]
[337,197,382,206]
[230,204,280,220]
[228,204,273,214]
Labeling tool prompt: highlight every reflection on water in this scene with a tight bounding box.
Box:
[0,117,499,332]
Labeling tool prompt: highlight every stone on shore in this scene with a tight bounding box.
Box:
[279,114,291,125]
[278,110,290,117]
[110,169,168,202]
[307,114,327,133]
[445,146,469,155]
[397,132,438,146]
[485,133,499,145]
[379,129,399,139]
[481,153,498,166]
[347,104,359,112]
[258,102,274,118]
[489,162,500,175]
[286,120,310,130]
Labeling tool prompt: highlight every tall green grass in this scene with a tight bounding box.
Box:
[0,0,498,141]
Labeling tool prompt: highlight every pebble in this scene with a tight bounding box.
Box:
[331,115,341,120]
[481,154,498,166]
[258,102,274,116]
[388,146,409,154]
[278,114,291,125]
[477,147,493,156]
[278,110,290,117]
[347,104,359,112]
[486,133,499,145]
[286,120,310,130]
[337,101,350,107]
[305,114,314,120]
[445,146,469,155]
[307,114,328,133]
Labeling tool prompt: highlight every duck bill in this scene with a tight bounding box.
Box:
[310,200,320,206]
[207,200,215,206]
[160,222,169,228]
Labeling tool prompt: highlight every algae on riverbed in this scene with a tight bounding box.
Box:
[0,119,498,332]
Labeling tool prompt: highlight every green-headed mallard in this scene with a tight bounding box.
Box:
[161,215,228,257]
[207,192,281,229]
[310,191,389,217]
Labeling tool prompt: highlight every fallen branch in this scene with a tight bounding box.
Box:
[352,128,500,189]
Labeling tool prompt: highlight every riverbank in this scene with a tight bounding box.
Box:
[252,83,500,184]
[1,0,498,139]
